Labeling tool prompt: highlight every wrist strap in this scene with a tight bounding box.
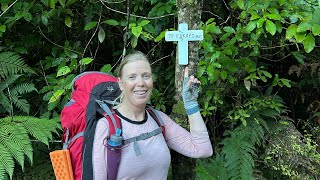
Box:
[186,105,199,115]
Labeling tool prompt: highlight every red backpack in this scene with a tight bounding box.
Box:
[60,71,165,180]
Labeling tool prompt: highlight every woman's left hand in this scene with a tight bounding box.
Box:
[181,67,200,115]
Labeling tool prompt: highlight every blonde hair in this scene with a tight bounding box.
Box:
[118,51,151,78]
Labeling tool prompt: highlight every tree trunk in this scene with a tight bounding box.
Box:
[171,0,203,179]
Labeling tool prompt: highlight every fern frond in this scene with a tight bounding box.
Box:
[196,153,229,180]
[12,123,33,163]
[0,116,61,179]
[0,93,11,113]
[0,74,21,91]
[221,134,256,180]
[11,96,30,113]
[0,144,14,179]
[0,165,5,180]
[0,52,34,78]
[0,124,32,171]
[1,116,61,145]
[11,83,37,96]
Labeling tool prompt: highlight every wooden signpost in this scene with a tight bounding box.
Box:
[165,23,204,65]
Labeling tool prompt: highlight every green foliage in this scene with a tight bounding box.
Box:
[0,52,34,79]
[0,116,61,179]
[264,121,320,178]
[1,0,320,179]
[196,153,228,180]
[196,94,286,179]
[0,52,37,115]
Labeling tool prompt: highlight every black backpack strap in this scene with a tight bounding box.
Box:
[96,100,121,132]
[146,106,166,138]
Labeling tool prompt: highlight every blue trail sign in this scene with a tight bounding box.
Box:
[165,23,204,65]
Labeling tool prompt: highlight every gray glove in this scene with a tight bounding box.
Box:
[181,72,200,115]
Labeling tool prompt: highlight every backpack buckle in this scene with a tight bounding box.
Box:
[140,132,150,140]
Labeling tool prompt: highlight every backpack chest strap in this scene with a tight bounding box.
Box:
[123,127,162,156]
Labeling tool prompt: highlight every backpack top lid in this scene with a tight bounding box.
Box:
[72,72,121,100]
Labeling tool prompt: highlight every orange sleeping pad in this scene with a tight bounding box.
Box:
[50,149,74,180]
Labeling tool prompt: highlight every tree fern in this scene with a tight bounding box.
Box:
[0,75,21,91]
[0,76,36,114]
[0,116,61,179]
[196,153,229,180]
[197,95,286,179]
[11,83,37,96]
[0,124,31,180]
[221,132,256,180]
[0,144,14,179]
[0,52,34,79]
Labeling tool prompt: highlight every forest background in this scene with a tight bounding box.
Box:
[0,0,320,179]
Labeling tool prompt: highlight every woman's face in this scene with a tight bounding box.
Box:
[118,60,153,108]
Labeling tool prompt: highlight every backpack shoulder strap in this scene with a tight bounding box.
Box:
[146,106,166,138]
[96,100,122,136]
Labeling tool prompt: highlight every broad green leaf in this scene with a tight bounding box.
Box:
[143,24,156,34]
[295,32,306,43]
[139,20,150,27]
[260,70,272,78]
[275,21,283,33]
[210,51,221,62]
[207,24,222,34]
[155,31,166,42]
[79,57,93,65]
[49,0,57,8]
[59,0,65,7]
[132,26,142,37]
[223,26,235,33]
[220,32,231,40]
[131,36,138,48]
[100,64,112,73]
[65,16,72,27]
[84,21,97,30]
[311,24,320,36]
[303,33,315,53]
[202,42,214,52]
[297,22,311,33]
[57,66,71,77]
[41,14,48,26]
[312,8,320,24]
[0,25,6,33]
[286,24,297,39]
[265,20,276,36]
[104,19,119,26]
[289,15,298,23]
[265,13,281,20]
[220,70,227,80]
[205,18,215,25]
[98,26,105,43]
[292,51,305,64]
[246,21,256,33]
[278,0,285,6]
[66,0,77,6]
[313,112,320,118]
[23,12,32,22]
[250,12,260,20]
[256,18,265,28]
[150,0,157,5]
[280,79,291,88]
[49,90,65,103]
[237,0,245,10]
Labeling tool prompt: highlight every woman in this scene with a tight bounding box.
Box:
[93,51,213,179]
